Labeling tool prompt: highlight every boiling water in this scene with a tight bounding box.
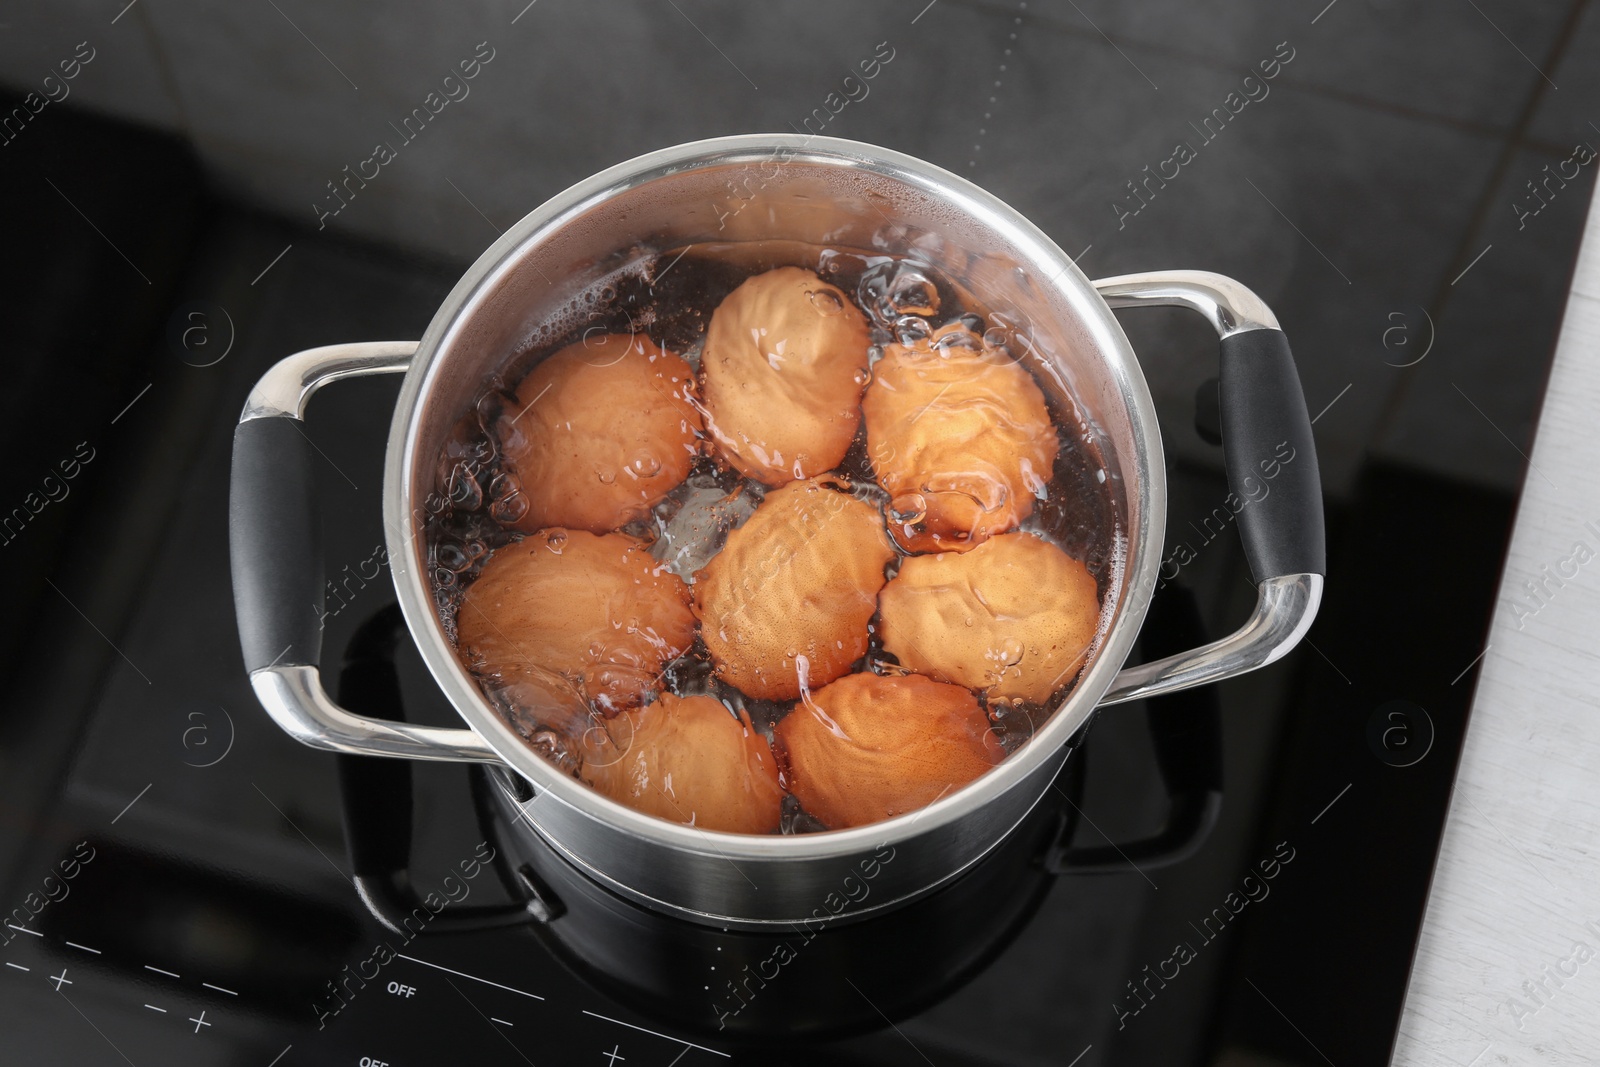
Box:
[425,242,1123,829]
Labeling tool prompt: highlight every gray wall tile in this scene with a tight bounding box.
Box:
[0,1,184,135]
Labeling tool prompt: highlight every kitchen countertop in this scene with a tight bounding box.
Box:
[1392,183,1600,1065]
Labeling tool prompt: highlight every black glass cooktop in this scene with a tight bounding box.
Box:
[1,9,1595,1060]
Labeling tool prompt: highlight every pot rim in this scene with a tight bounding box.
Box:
[382,133,1165,860]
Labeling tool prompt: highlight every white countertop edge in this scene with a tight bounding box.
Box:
[1391,184,1600,1066]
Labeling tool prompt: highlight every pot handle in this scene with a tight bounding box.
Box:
[1091,271,1325,706]
[230,342,501,763]
[337,605,557,932]
[1046,585,1223,874]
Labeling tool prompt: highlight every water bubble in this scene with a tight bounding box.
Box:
[983,325,1010,348]
[436,541,471,573]
[932,328,982,354]
[546,530,569,553]
[858,260,940,329]
[987,700,1035,754]
[888,492,927,526]
[471,435,500,469]
[475,390,507,438]
[887,267,939,317]
[490,491,528,524]
[627,453,662,479]
[597,467,616,485]
[1000,637,1025,666]
[486,476,531,524]
[489,471,518,499]
[448,463,483,511]
[894,316,931,345]
[807,289,844,316]
[859,260,940,324]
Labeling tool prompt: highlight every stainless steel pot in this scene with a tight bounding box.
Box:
[229,134,1324,930]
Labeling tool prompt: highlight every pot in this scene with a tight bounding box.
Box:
[229,134,1324,930]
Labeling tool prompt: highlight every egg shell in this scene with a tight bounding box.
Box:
[456,529,695,719]
[499,332,701,533]
[694,477,895,701]
[700,267,872,485]
[775,672,1005,829]
[878,531,1100,704]
[582,693,785,834]
[863,323,1057,553]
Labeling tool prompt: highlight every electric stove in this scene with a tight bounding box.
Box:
[0,64,1591,1065]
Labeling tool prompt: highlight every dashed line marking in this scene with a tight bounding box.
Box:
[1312,782,1353,825]
[112,782,152,823]
[250,244,293,286]
[582,1010,730,1057]
[396,954,544,1000]
[111,383,153,425]
[1451,244,1494,286]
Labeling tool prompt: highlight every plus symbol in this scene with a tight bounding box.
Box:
[49,969,71,991]
[601,1045,626,1065]
[189,1010,211,1034]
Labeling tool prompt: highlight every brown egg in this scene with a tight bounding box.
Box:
[862,323,1057,553]
[455,529,696,719]
[498,332,701,533]
[775,672,1005,829]
[700,266,872,485]
[878,532,1101,704]
[582,693,784,834]
[694,478,895,701]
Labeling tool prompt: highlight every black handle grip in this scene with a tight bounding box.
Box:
[230,417,324,672]
[1218,329,1326,581]
[1046,586,1223,874]
[336,606,554,934]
